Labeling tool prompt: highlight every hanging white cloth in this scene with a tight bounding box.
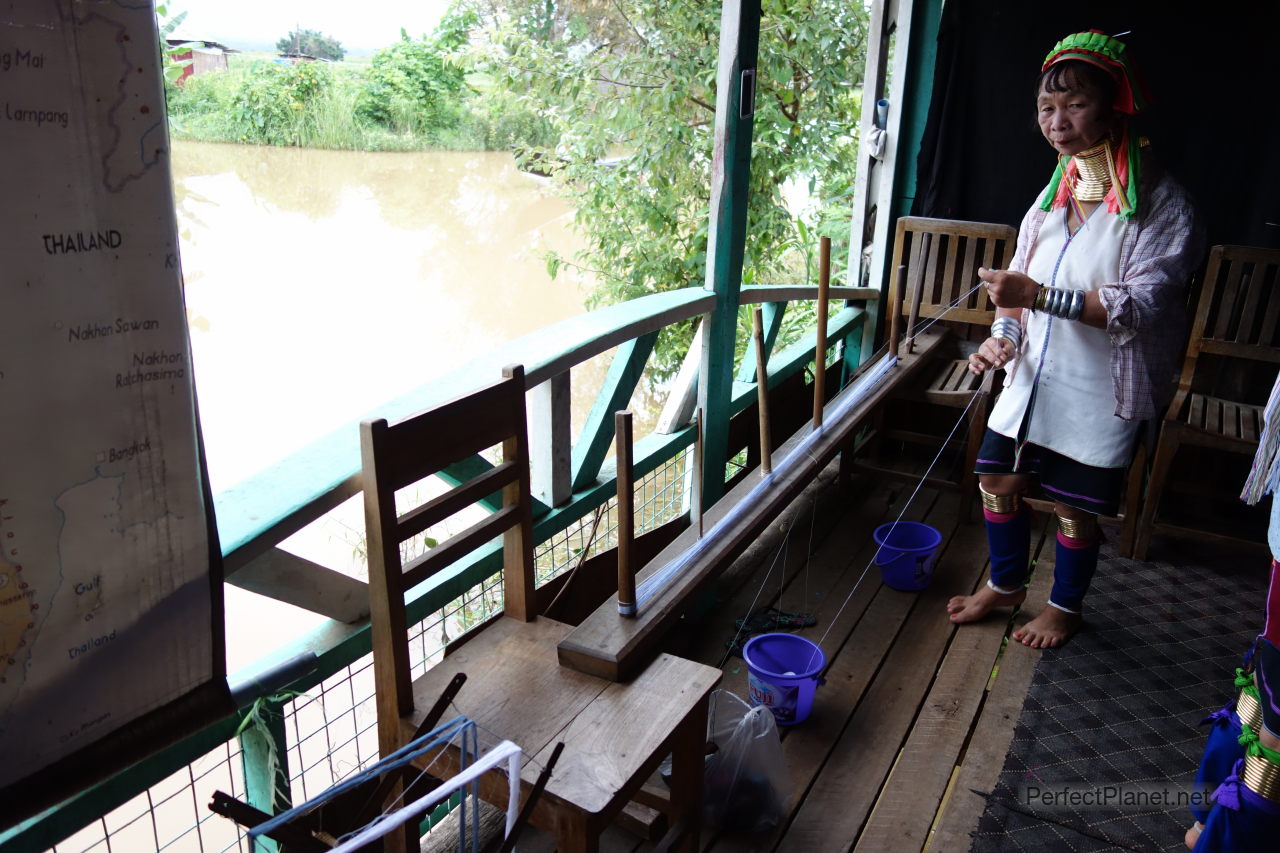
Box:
[328,740,523,853]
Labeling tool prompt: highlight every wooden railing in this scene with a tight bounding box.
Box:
[3,283,877,852]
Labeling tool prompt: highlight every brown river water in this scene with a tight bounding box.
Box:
[171,140,595,494]
[170,141,668,672]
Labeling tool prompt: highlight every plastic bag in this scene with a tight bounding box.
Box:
[702,689,790,833]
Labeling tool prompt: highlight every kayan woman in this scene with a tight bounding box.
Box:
[946,31,1203,647]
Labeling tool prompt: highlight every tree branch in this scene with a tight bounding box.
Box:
[594,75,663,89]
[611,0,650,48]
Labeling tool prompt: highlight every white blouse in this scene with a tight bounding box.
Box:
[987,206,1140,468]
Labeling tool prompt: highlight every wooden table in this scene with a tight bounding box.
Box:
[402,616,720,852]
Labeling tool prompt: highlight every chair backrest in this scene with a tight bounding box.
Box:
[889,217,1019,336]
[1179,245,1280,395]
[361,364,536,757]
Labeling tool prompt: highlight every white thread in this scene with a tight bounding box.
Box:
[911,281,987,340]
[720,533,791,668]
[811,389,983,654]
[635,352,899,610]
[652,277,992,668]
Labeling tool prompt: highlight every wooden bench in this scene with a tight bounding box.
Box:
[362,365,719,852]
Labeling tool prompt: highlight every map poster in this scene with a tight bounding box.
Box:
[0,1,227,816]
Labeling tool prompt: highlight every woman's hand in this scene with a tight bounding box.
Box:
[978,267,1039,309]
[968,336,1016,376]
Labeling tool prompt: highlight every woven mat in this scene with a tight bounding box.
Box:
[970,544,1267,852]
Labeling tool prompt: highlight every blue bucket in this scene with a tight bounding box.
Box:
[873,521,942,591]
[742,633,825,726]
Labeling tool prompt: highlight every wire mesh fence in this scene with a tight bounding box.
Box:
[49,450,691,853]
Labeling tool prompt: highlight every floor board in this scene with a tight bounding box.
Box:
[589,462,1068,853]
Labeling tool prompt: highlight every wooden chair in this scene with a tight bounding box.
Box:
[857,217,1017,513]
[362,364,719,853]
[1133,245,1280,559]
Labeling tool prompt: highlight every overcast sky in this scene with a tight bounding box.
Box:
[168,0,451,52]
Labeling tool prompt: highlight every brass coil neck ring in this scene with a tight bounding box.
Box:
[979,484,1020,515]
[1242,752,1280,803]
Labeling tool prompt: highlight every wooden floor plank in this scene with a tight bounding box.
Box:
[924,540,1055,852]
[592,462,1061,853]
[705,488,944,853]
[773,508,990,853]
[855,520,1017,852]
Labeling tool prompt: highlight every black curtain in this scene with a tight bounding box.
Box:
[913,0,1280,251]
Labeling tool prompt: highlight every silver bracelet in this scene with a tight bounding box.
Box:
[1035,286,1085,321]
[1067,289,1085,321]
[990,317,1022,348]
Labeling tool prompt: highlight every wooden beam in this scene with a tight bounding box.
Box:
[740,284,880,304]
[227,547,369,624]
[737,301,786,383]
[572,332,659,491]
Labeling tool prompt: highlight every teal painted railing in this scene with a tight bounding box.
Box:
[2,282,876,852]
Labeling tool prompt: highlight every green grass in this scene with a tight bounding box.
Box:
[165,60,540,153]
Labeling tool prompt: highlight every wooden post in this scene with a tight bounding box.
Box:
[813,236,831,426]
[752,307,773,476]
[889,264,905,359]
[239,698,290,853]
[529,372,571,506]
[697,0,762,509]
[615,410,637,616]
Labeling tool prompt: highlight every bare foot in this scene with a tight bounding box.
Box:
[1184,820,1202,849]
[1014,605,1082,648]
[947,584,1026,623]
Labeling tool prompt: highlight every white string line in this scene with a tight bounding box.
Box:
[909,280,987,340]
[743,276,988,634]
[446,699,553,776]
[714,277,991,646]
[803,497,817,620]
[719,531,791,669]
[379,733,454,812]
[836,276,986,396]
[811,387,983,653]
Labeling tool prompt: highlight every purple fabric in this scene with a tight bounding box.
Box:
[1213,764,1245,812]
[1194,771,1280,853]
[986,504,1031,590]
[1193,707,1244,824]
[1049,535,1100,612]
[1200,703,1235,727]
[1041,483,1109,505]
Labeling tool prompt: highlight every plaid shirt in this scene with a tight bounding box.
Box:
[1008,174,1205,421]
